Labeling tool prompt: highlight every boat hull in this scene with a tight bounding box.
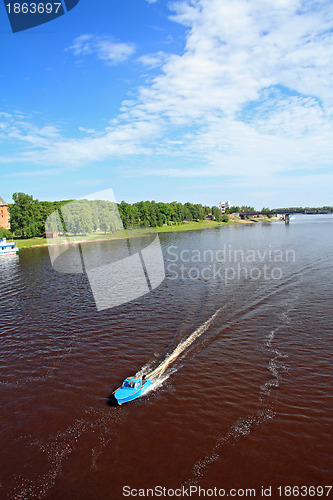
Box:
[110,378,152,405]
[0,239,19,256]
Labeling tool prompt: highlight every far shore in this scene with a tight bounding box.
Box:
[13,216,280,249]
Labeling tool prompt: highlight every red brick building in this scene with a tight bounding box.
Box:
[0,196,10,230]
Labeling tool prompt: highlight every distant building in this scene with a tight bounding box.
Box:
[0,196,10,230]
[219,201,233,214]
[43,231,59,239]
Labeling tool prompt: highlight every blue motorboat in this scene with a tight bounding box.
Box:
[108,375,152,406]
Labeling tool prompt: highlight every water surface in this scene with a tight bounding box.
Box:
[0,215,332,498]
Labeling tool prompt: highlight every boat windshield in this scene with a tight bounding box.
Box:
[123,381,135,388]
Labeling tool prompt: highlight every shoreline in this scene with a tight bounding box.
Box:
[15,217,280,249]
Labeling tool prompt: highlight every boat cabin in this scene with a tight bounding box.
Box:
[110,373,151,405]
[122,376,143,389]
[0,238,18,255]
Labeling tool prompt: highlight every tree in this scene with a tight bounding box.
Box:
[193,204,205,220]
[183,203,193,221]
[61,200,94,235]
[211,206,222,221]
[99,207,111,233]
[229,206,241,214]
[8,195,255,237]
[0,227,12,239]
[9,192,42,237]
[149,201,157,227]
[118,201,132,229]
[241,205,255,213]
[262,207,273,218]
[156,202,172,223]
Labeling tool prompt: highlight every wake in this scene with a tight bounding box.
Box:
[136,261,300,396]
[142,308,222,382]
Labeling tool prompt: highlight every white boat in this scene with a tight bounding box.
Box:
[0,238,19,256]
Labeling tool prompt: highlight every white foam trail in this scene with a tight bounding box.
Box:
[146,308,221,380]
[10,408,126,500]
[144,371,173,395]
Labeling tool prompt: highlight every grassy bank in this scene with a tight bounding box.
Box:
[156,219,237,232]
[15,230,125,249]
[15,237,47,249]
[14,219,245,249]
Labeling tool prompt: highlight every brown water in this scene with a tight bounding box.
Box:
[0,215,332,499]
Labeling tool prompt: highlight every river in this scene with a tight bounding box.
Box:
[0,215,332,499]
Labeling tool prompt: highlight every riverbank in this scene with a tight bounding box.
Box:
[14,218,279,249]
[156,219,238,232]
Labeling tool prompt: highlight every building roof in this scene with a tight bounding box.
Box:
[0,196,8,206]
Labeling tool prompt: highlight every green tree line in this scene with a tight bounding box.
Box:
[117,200,227,228]
[6,192,229,238]
[6,193,70,238]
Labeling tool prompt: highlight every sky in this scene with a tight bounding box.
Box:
[0,0,333,209]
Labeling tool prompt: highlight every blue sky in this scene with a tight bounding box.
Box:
[1,0,333,209]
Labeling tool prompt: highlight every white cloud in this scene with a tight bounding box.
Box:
[0,112,61,149]
[137,51,170,68]
[0,114,162,166]
[2,0,333,193]
[68,34,135,64]
[130,0,333,121]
